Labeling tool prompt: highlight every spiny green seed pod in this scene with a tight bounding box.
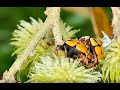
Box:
[10,17,44,56]
[26,56,102,83]
[64,23,80,39]
[10,17,55,59]
[101,35,120,83]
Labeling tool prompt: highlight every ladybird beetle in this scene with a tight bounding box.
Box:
[89,37,104,63]
[79,36,104,67]
[56,36,104,68]
[62,40,80,59]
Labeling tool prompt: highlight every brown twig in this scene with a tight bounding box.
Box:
[111,7,120,39]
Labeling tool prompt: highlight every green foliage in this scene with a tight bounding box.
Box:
[0,7,113,82]
[64,23,80,39]
[10,17,87,83]
[15,39,56,82]
[10,17,44,56]
[10,17,55,82]
[26,56,102,83]
[0,7,46,77]
[10,16,102,83]
[100,36,120,83]
[10,17,80,57]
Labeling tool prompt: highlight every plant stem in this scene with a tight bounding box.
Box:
[111,7,120,39]
[52,10,64,46]
[2,7,61,82]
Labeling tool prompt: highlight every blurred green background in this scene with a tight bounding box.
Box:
[0,7,112,77]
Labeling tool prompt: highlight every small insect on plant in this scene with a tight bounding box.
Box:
[2,7,120,83]
[56,36,104,68]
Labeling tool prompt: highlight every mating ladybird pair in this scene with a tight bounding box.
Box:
[56,36,104,68]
